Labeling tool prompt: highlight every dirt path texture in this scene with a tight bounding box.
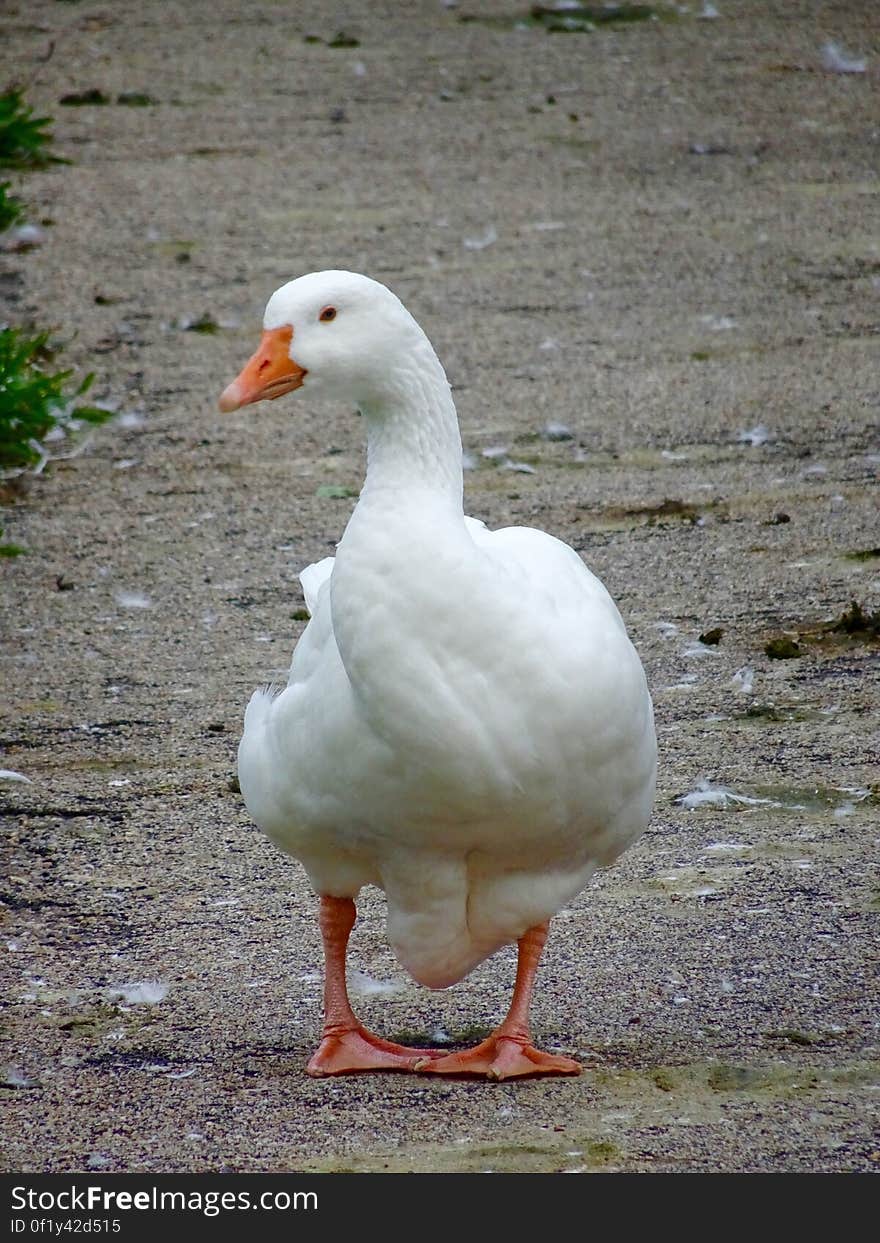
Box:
[1,1,878,1173]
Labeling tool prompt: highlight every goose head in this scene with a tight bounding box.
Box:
[218,270,428,413]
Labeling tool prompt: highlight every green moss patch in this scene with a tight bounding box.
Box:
[763,601,880,660]
[316,484,359,499]
[765,636,802,660]
[59,89,111,107]
[459,5,664,32]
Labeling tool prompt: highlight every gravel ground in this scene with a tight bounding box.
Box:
[1,1,878,1173]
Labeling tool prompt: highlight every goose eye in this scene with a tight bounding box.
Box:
[319,306,337,323]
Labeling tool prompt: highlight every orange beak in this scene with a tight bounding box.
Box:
[218,325,307,412]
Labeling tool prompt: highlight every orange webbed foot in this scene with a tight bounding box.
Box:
[414,1034,581,1080]
[306,1026,445,1077]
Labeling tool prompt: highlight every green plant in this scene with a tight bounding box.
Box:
[0,180,23,232]
[0,525,26,556]
[0,327,112,472]
[0,88,64,169]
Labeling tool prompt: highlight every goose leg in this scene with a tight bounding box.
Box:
[414,921,581,1080]
[306,895,442,1076]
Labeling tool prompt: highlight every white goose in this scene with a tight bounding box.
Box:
[219,271,656,1079]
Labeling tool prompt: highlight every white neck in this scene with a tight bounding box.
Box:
[356,339,463,514]
[330,337,472,693]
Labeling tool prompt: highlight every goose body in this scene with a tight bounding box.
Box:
[221,271,656,1076]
